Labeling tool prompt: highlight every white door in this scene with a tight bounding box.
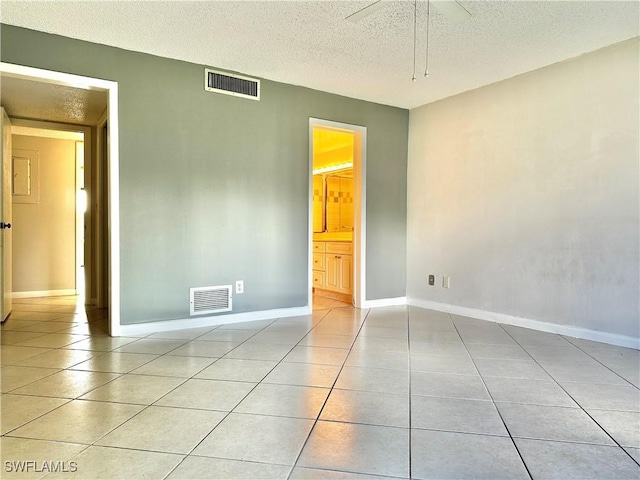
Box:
[1,107,12,321]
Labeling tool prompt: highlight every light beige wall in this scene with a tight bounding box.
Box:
[407,38,640,342]
[12,135,76,292]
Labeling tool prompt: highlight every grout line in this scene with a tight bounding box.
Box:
[450,315,535,480]
[0,397,76,437]
[164,307,342,477]
[117,317,291,461]
[561,336,639,389]
[498,324,640,468]
[286,308,371,479]
[406,306,414,479]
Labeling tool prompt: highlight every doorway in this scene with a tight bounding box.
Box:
[10,123,88,301]
[308,118,366,310]
[0,62,120,335]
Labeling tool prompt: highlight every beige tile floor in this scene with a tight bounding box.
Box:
[312,294,352,310]
[1,296,639,479]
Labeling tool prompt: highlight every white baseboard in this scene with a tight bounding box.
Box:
[115,305,312,337]
[13,289,77,299]
[408,297,640,350]
[361,296,407,309]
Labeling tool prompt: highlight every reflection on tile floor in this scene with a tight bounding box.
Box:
[1,296,639,479]
[313,294,352,310]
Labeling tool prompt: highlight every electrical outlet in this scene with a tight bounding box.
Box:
[235,280,244,294]
[428,275,435,286]
[442,276,450,288]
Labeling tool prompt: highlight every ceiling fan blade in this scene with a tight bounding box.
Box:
[346,0,392,22]
[431,0,471,24]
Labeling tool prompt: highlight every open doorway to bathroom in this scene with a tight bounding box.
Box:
[309,119,366,311]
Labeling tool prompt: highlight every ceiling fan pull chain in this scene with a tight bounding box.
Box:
[412,0,417,81]
[424,0,430,77]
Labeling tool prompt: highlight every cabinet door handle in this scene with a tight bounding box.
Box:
[335,255,341,259]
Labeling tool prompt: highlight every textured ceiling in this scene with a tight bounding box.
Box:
[1,1,638,109]
[0,76,107,126]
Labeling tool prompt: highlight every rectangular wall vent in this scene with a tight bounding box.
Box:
[205,68,260,101]
[190,285,232,316]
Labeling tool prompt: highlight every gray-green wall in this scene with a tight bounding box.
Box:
[1,25,408,324]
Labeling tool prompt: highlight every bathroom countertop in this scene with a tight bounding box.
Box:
[313,232,353,242]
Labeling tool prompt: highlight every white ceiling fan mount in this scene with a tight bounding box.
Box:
[346,0,471,81]
[346,0,471,25]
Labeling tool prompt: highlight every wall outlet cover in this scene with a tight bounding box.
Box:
[428,275,435,286]
[235,280,244,294]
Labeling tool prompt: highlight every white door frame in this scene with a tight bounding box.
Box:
[0,62,121,335]
[74,140,85,298]
[308,118,367,308]
[95,110,108,310]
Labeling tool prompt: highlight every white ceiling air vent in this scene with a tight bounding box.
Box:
[190,285,232,316]
[205,68,260,101]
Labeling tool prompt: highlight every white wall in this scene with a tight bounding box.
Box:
[12,134,76,293]
[407,38,639,345]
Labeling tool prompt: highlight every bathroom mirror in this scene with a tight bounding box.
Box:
[313,170,353,233]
